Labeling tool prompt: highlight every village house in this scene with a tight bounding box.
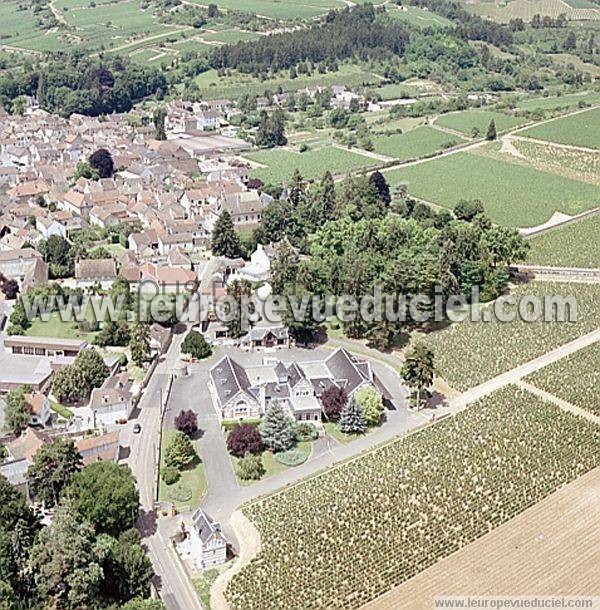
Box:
[24,391,52,427]
[76,431,120,465]
[75,258,118,289]
[176,508,228,570]
[89,372,133,427]
[208,347,376,422]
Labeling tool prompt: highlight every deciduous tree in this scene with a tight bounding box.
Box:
[28,438,83,507]
[321,386,347,422]
[227,423,264,457]
[174,410,198,438]
[164,431,196,470]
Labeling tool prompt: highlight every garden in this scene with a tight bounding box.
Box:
[384,149,600,227]
[526,214,600,268]
[159,412,207,510]
[425,281,600,391]
[225,385,600,609]
[525,342,600,417]
[225,405,318,485]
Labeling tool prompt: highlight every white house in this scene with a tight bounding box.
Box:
[237,243,271,283]
[89,373,133,427]
[36,217,67,240]
[24,392,52,427]
[177,508,227,570]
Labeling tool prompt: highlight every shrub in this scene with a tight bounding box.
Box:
[161,466,180,485]
[274,448,309,467]
[167,484,192,502]
[236,454,265,481]
[227,423,264,457]
[222,418,262,432]
[294,422,318,442]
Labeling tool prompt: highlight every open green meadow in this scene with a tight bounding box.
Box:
[245,146,377,183]
[384,148,600,227]
[426,281,600,391]
[372,126,465,160]
[526,215,600,268]
[226,384,600,609]
[526,343,600,417]
[434,109,527,136]
[518,107,600,149]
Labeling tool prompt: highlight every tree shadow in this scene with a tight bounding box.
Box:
[137,507,158,537]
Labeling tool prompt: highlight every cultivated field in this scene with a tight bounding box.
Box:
[372,126,465,160]
[526,214,600,268]
[525,342,600,417]
[464,0,600,23]
[518,107,600,149]
[244,146,377,183]
[225,385,600,609]
[364,467,600,609]
[386,6,453,28]
[185,0,344,20]
[426,281,600,391]
[0,1,64,52]
[510,139,600,186]
[434,109,527,136]
[384,148,600,227]
[516,90,600,111]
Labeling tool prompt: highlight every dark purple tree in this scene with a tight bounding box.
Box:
[226,423,264,457]
[369,171,391,206]
[174,409,198,437]
[321,386,347,422]
[89,148,114,179]
[2,278,19,300]
[246,178,264,190]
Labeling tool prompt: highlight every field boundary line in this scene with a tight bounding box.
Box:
[511,133,600,154]
[517,380,600,426]
[522,207,600,237]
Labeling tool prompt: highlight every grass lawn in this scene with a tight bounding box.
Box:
[25,311,98,343]
[518,107,600,150]
[324,422,370,445]
[194,567,223,608]
[434,109,527,136]
[232,442,312,486]
[159,430,207,510]
[49,400,73,420]
[384,148,600,227]
[372,126,465,160]
[526,214,600,268]
[245,146,377,184]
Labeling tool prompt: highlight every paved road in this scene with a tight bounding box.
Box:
[121,325,204,610]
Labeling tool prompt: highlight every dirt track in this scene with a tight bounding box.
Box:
[363,467,600,609]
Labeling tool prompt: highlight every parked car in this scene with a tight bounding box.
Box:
[133,423,141,434]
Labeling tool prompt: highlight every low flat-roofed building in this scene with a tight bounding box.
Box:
[4,336,87,358]
[0,351,53,393]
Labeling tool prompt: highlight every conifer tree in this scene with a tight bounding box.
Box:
[338,399,366,434]
[211,210,243,258]
[259,401,296,453]
[486,119,497,141]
